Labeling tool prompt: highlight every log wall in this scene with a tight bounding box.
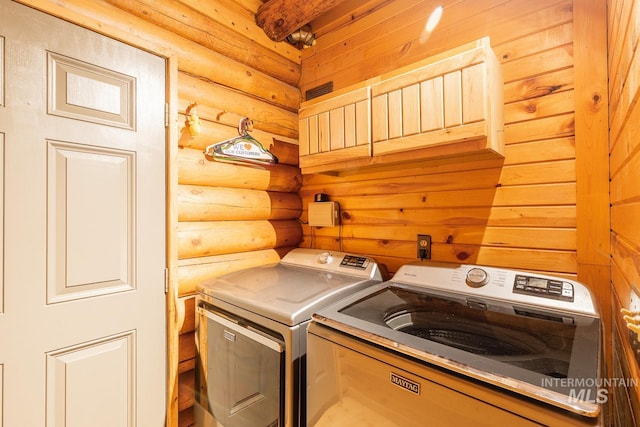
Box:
[170,2,304,424]
[608,0,640,424]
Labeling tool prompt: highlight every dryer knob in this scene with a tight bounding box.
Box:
[466,268,489,287]
[317,251,332,264]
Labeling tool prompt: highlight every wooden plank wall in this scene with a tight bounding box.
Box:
[608,0,640,424]
[16,1,304,426]
[300,0,581,275]
[300,0,612,419]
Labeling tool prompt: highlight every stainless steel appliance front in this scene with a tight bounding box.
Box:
[307,261,603,426]
[195,248,384,427]
[199,307,284,427]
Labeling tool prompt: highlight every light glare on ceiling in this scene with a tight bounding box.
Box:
[420,5,443,44]
[426,5,443,32]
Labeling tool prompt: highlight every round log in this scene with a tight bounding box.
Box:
[178,185,302,221]
[178,72,299,140]
[271,138,300,166]
[177,147,302,192]
[177,116,299,166]
[177,219,302,259]
[105,0,302,86]
[177,249,284,296]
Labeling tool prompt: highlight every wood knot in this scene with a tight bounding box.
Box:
[341,211,352,220]
[593,93,602,105]
[456,251,470,261]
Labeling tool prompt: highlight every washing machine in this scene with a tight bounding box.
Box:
[307,261,604,426]
[194,248,385,427]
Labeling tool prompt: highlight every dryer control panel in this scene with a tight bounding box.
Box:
[280,248,383,280]
[340,255,370,270]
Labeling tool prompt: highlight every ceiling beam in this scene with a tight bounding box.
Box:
[256,0,348,42]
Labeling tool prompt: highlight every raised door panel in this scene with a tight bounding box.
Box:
[420,76,444,132]
[0,35,4,106]
[402,84,421,136]
[0,364,2,427]
[46,332,135,426]
[47,52,135,129]
[47,141,135,304]
[443,70,462,128]
[462,63,486,124]
[0,38,3,315]
[0,133,3,315]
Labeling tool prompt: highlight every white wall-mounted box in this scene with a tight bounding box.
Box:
[308,202,339,227]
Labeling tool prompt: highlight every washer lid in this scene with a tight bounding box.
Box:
[197,263,381,326]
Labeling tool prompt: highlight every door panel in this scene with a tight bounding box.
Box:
[47,52,136,129]
[47,141,135,303]
[0,132,3,315]
[0,1,166,425]
[0,35,4,106]
[46,331,135,427]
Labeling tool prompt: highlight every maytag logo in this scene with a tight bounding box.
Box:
[390,373,420,395]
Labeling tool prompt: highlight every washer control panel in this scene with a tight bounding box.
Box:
[393,262,596,315]
[513,274,574,302]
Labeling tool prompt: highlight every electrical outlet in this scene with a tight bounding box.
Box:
[417,234,431,260]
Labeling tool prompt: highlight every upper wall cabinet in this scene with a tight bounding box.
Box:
[298,37,504,175]
[299,84,372,170]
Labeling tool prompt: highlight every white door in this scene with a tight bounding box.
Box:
[0,1,167,425]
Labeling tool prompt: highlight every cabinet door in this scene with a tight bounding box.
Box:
[371,44,495,158]
[299,86,371,173]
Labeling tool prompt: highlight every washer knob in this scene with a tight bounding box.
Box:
[317,251,332,264]
[466,268,489,287]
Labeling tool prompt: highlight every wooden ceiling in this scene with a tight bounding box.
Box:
[256,0,390,42]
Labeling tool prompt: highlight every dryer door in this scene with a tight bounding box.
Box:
[198,307,284,427]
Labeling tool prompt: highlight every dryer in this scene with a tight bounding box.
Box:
[195,248,384,427]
